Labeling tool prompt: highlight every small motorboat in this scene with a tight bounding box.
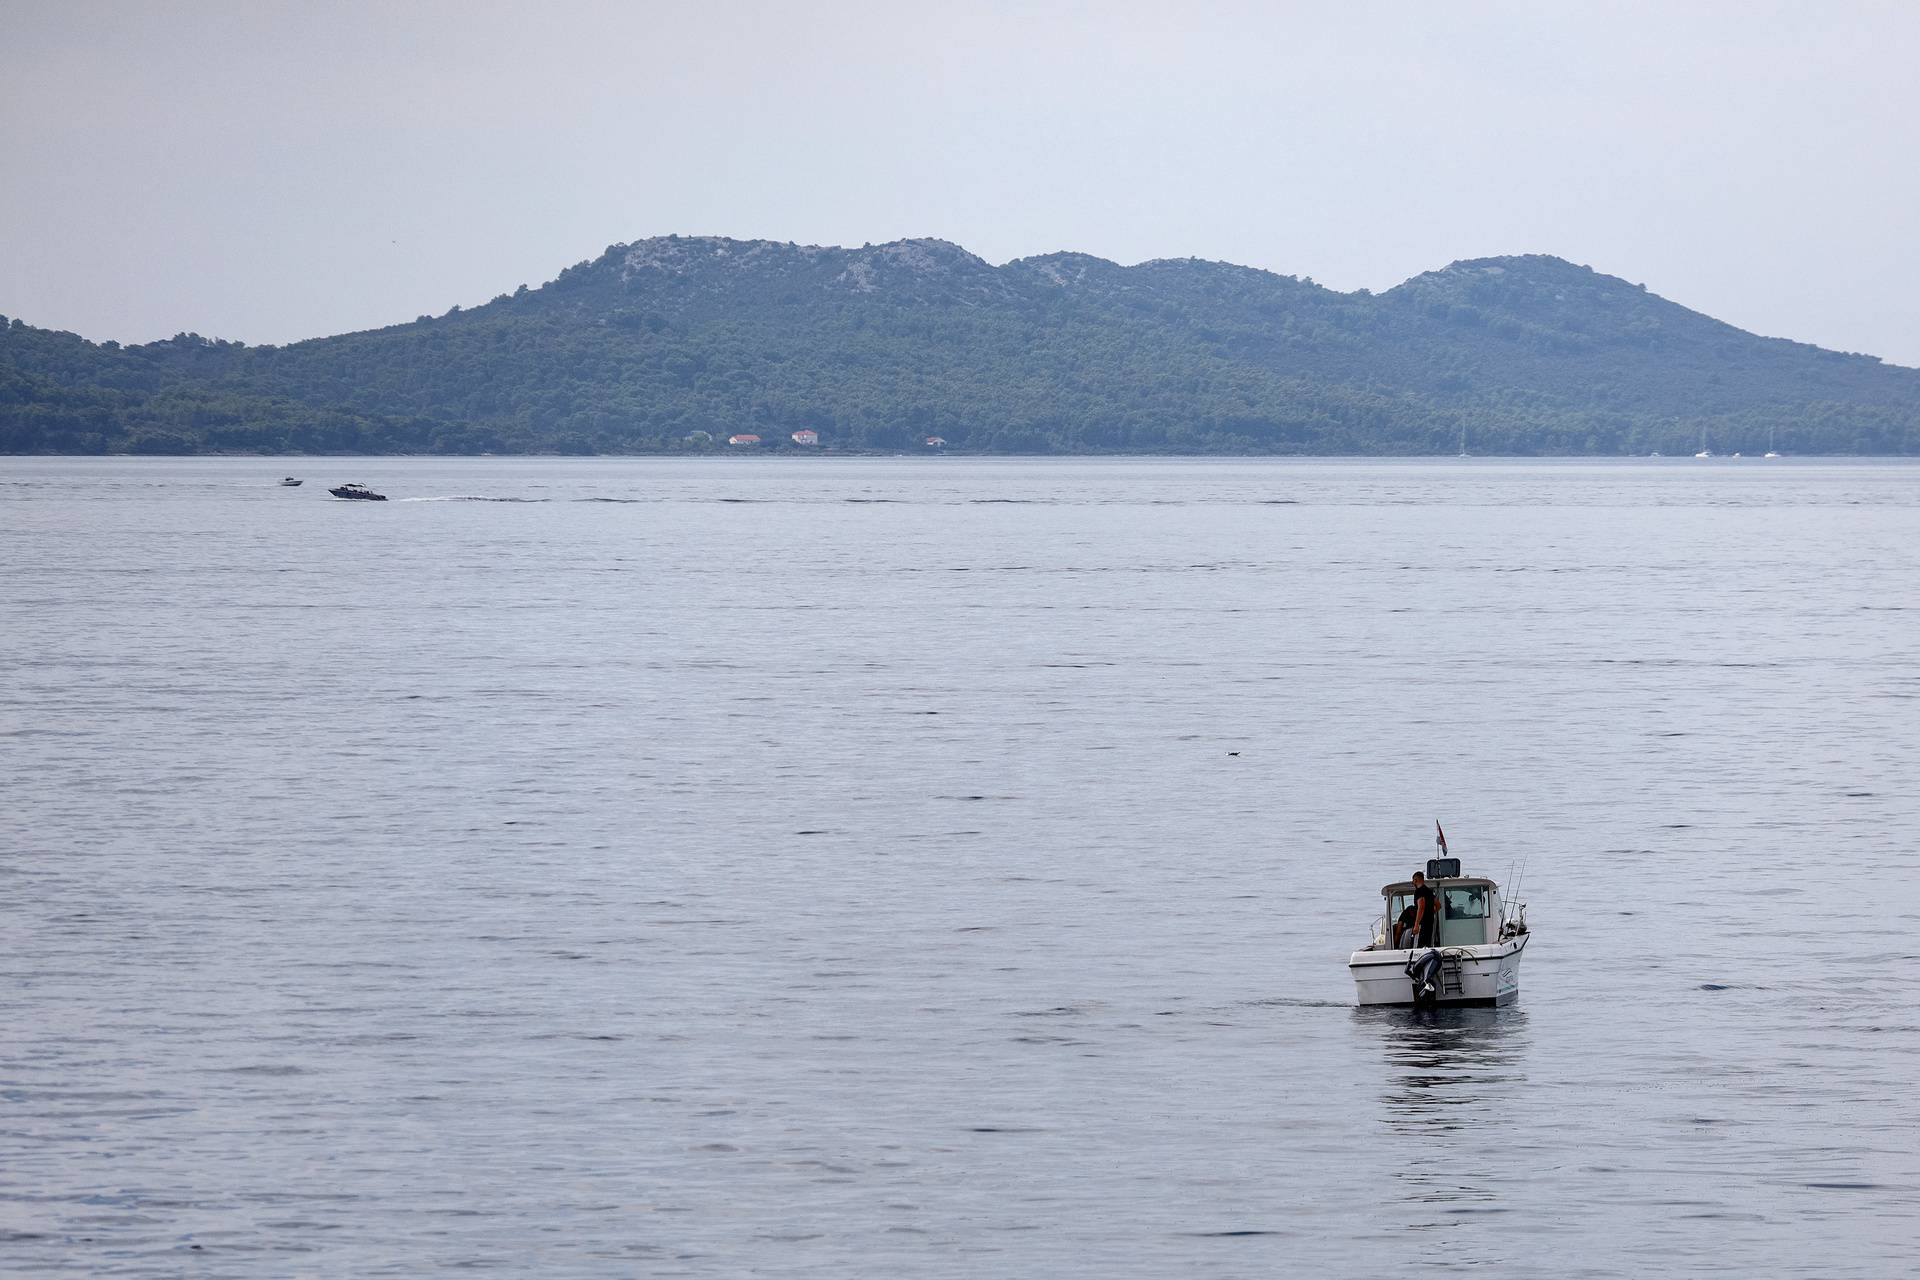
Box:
[1349,839,1529,1008]
[278,477,303,487]
[329,483,388,501]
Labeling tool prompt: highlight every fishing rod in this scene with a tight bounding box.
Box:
[1506,855,1530,928]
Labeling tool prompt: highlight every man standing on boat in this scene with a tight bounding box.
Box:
[1407,870,1437,949]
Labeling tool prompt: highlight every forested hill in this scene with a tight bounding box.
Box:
[5,236,1918,455]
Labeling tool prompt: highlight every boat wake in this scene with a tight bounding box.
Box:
[399,495,652,503]
[1243,996,1352,1010]
[423,495,655,503]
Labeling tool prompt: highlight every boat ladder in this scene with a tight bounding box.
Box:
[1440,956,1465,998]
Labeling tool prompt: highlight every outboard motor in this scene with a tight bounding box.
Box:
[1406,948,1444,1008]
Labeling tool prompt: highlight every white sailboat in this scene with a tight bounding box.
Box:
[1694,425,1712,459]
[1764,426,1781,458]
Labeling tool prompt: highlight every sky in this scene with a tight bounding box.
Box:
[3,0,1918,364]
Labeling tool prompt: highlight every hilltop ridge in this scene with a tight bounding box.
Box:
[3,236,1916,454]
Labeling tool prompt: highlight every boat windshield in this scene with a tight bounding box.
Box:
[1439,885,1491,946]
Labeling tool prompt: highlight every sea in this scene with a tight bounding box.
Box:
[4,456,1917,1277]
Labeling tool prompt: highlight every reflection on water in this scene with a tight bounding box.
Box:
[1362,1008,1532,1124]
[1355,1007,1532,1216]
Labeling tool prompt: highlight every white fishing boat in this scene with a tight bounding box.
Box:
[1349,829,1529,1008]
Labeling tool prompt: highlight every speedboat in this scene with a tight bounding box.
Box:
[329,483,388,501]
[279,477,303,487]
[1349,851,1529,1008]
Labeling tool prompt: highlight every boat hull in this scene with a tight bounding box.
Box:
[1348,938,1525,1007]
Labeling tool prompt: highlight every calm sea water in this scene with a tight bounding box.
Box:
[4,456,1918,1276]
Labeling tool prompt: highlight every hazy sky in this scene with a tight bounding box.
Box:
[4,1,1917,363]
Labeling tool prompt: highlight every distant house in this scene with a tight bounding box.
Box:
[791,429,820,446]
[727,433,761,446]
[924,435,947,448]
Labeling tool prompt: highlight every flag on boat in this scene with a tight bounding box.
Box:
[1435,821,1449,857]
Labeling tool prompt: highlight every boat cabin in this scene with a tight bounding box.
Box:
[1380,876,1504,949]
